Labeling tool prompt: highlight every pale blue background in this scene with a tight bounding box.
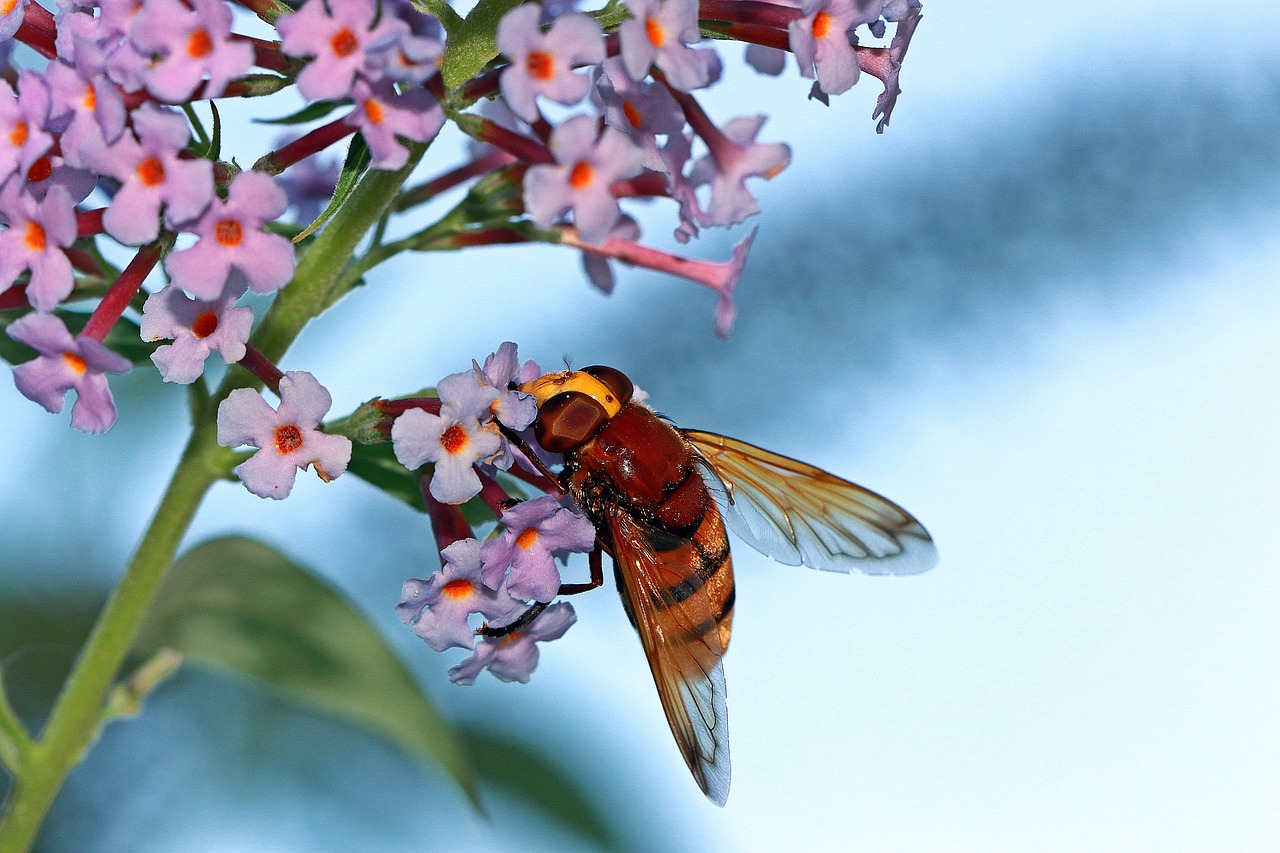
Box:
[2,0,1279,849]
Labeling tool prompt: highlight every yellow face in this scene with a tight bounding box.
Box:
[519,370,625,418]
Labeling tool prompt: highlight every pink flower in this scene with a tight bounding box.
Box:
[480,496,597,603]
[522,114,644,245]
[448,602,577,684]
[0,183,76,312]
[689,115,790,228]
[7,313,132,434]
[397,539,524,652]
[130,0,254,102]
[164,170,294,297]
[345,78,445,170]
[617,0,708,91]
[276,0,408,101]
[788,0,861,97]
[496,4,604,122]
[140,280,253,384]
[216,371,353,500]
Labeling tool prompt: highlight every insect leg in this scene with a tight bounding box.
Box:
[557,543,605,595]
[478,601,548,638]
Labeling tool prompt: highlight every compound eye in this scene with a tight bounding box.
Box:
[581,365,633,407]
[535,391,609,453]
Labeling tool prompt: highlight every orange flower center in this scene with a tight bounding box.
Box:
[568,160,594,190]
[9,120,28,148]
[440,423,469,455]
[23,221,46,252]
[0,0,18,15]
[515,527,539,549]
[137,156,165,187]
[214,219,243,247]
[191,310,219,338]
[645,17,666,47]
[331,27,358,58]
[622,101,644,129]
[62,353,87,375]
[274,424,304,454]
[441,579,474,600]
[82,83,97,110]
[812,10,832,39]
[526,50,554,81]
[364,98,385,125]
[187,28,213,59]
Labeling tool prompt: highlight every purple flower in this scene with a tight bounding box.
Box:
[42,62,128,171]
[140,280,253,384]
[276,0,407,101]
[689,115,791,228]
[345,79,445,171]
[164,170,294,297]
[476,341,538,432]
[496,4,604,122]
[273,140,339,224]
[131,0,254,102]
[216,370,353,500]
[523,114,645,245]
[594,58,683,173]
[448,602,576,684]
[375,4,443,83]
[397,539,524,652]
[789,0,863,97]
[0,71,53,185]
[617,0,708,91]
[0,183,76,312]
[480,496,596,603]
[391,371,504,504]
[8,313,132,434]
[91,104,214,245]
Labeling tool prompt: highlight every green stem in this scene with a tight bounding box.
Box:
[0,673,32,774]
[0,154,426,853]
[0,420,230,852]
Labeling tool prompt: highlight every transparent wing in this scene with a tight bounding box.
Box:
[685,430,937,576]
[607,505,731,806]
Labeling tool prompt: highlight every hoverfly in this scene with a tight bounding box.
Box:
[507,366,937,805]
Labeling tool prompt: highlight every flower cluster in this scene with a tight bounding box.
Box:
[3,0,923,437]
[386,342,597,683]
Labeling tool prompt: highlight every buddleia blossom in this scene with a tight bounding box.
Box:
[689,115,791,228]
[0,183,76,312]
[140,280,253,384]
[481,496,597,602]
[476,340,539,433]
[7,313,132,434]
[392,371,504,504]
[276,0,408,101]
[617,0,708,91]
[496,4,604,122]
[345,79,445,170]
[397,538,524,652]
[448,602,577,685]
[90,103,214,245]
[130,0,254,102]
[0,71,53,184]
[216,371,353,499]
[523,115,645,245]
[164,170,295,297]
[789,0,863,97]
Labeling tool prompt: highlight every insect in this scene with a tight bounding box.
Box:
[507,365,937,805]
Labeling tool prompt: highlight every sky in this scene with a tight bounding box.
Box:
[3,1,1280,850]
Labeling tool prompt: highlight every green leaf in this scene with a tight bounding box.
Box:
[440,0,525,89]
[463,725,624,851]
[257,99,347,126]
[133,535,480,806]
[293,133,372,243]
[409,0,462,33]
[0,310,157,368]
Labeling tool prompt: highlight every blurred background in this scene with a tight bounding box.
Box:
[3,0,1280,849]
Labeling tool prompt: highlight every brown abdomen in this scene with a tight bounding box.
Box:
[569,404,737,652]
